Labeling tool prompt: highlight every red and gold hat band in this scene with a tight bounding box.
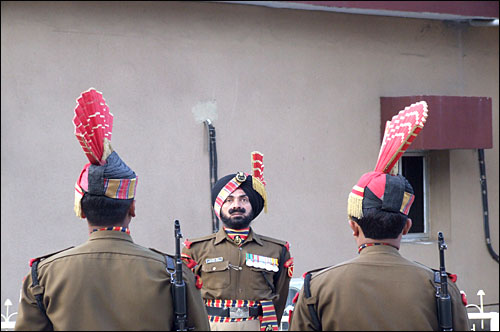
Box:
[213,172,247,219]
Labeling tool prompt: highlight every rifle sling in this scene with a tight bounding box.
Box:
[166,255,176,272]
[31,260,54,330]
[303,272,321,331]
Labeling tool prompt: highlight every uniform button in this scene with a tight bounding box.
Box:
[212,267,216,270]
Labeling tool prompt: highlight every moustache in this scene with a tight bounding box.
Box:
[229,207,246,214]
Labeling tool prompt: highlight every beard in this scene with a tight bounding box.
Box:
[220,207,253,229]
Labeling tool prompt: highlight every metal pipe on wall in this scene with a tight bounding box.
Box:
[204,120,219,233]
[478,149,499,263]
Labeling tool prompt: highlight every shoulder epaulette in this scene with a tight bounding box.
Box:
[257,234,288,249]
[183,233,216,248]
[29,247,74,267]
[301,266,332,280]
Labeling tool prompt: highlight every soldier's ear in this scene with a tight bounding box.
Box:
[349,219,360,236]
[402,218,412,235]
[129,200,136,218]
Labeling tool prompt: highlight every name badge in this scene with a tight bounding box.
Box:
[206,257,223,264]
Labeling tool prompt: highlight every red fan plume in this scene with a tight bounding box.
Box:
[251,151,267,213]
[73,88,114,165]
[374,101,428,173]
[251,151,266,186]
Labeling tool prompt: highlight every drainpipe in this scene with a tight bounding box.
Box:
[204,119,219,233]
[478,149,499,263]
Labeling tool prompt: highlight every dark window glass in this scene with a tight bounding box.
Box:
[402,156,424,233]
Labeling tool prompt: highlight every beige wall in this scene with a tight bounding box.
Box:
[2,1,498,318]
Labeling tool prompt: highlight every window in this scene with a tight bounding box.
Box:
[400,152,429,240]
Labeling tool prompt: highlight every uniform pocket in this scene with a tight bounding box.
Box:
[248,267,276,291]
[201,261,231,289]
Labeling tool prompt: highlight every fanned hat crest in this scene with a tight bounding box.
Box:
[212,151,268,220]
[347,101,428,219]
[73,89,114,165]
[73,88,138,218]
[375,101,428,174]
[251,151,267,213]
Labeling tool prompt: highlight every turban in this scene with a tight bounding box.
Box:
[73,88,138,218]
[347,171,415,219]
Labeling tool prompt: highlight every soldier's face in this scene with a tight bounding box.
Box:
[220,188,253,229]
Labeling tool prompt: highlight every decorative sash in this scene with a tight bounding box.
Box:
[259,300,279,331]
[205,299,258,323]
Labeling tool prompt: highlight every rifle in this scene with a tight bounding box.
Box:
[436,231,453,331]
[173,220,188,331]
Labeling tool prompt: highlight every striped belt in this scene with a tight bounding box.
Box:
[206,305,262,318]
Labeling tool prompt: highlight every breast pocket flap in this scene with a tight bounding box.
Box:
[202,260,229,272]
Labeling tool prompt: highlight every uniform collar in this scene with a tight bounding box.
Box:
[358,243,400,255]
[88,229,134,242]
[214,227,263,246]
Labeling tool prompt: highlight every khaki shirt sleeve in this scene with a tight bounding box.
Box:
[289,286,318,331]
[183,265,210,331]
[15,273,52,331]
[274,248,291,324]
[449,281,470,331]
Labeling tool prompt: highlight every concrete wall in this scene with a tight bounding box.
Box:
[2,1,498,319]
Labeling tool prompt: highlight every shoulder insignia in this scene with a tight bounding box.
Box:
[29,247,74,267]
[284,257,294,278]
[183,239,193,249]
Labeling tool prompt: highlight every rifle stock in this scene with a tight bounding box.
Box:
[173,220,188,331]
[437,231,453,331]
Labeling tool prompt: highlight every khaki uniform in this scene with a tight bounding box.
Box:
[182,227,292,330]
[15,230,210,331]
[290,245,469,331]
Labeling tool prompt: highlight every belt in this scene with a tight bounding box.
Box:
[206,305,263,319]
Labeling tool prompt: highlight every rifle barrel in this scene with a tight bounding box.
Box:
[173,220,188,331]
[437,231,453,331]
